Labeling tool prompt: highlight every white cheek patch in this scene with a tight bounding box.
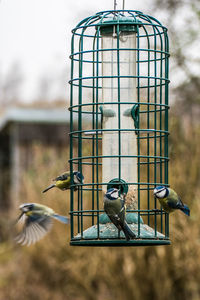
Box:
[21,206,29,212]
[112,191,119,199]
[74,176,80,184]
[155,190,166,198]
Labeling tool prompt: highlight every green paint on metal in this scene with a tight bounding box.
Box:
[107,178,129,195]
[131,104,139,134]
[99,213,110,224]
[99,16,141,35]
[99,213,143,224]
[72,222,167,240]
[70,239,171,247]
[125,213,144,224]
[123,104,139,134]
[69,10,170,247]
[99,105,116,118]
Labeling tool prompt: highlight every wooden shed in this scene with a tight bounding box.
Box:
[0,108,71,210]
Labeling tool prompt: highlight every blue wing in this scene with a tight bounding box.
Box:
[53,172,69,181]
[167,199,179,209]
[167,197,184,209]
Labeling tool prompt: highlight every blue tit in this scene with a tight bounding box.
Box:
[15,203,69,246]
[42,171,84,193]
[154,186,190,216]
[103,188,136,241]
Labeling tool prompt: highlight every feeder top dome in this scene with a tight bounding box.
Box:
[72,10,167,35]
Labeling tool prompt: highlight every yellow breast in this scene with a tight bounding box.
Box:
[158,198,174,213]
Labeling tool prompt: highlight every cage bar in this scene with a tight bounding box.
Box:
[69,10,170,246]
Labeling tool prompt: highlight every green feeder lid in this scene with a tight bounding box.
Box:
[98,16,142,35]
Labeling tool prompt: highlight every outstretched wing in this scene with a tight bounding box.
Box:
[15,214,53,246]
[53,172,69,182]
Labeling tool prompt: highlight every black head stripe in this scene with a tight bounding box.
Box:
[155,187,165,194]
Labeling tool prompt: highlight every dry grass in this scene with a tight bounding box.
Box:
[0,115,200,300]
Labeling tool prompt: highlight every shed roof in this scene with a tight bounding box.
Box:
[0,107,72,131]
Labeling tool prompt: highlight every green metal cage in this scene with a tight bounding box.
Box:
[68,10,170,246]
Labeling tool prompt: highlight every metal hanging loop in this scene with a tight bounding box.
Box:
[114,0,125,11]
[122,0,125,10]
[114,0,117,11]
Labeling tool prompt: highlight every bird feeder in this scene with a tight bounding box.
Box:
[69,9,170,246]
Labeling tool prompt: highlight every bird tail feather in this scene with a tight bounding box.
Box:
[42,184,55,193]
[180,204,190,216]
[52,214,70,224]
[122,222,136,241]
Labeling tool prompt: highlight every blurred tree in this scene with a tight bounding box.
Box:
[0,62,23,109]
[152,0,200,124]
[36,64,70,104]
[37,74,53,101]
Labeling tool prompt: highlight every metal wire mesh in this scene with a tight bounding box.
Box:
[68,10,170,246]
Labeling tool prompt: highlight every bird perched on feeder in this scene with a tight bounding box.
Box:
[103,188,136,241]
[15,203,69,246]
[42,171,84,193]
[153,186,190,216]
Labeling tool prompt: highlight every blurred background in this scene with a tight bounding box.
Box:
[0,0,200,299]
